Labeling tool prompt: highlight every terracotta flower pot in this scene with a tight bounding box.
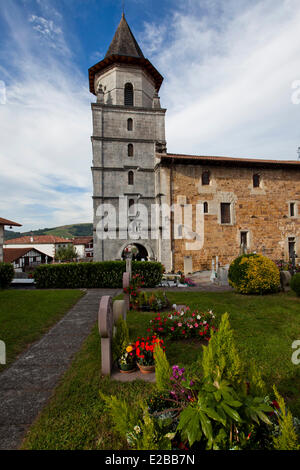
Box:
[137,363,155,374]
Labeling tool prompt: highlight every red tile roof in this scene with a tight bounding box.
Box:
[0,217,22,227]
[72,237,93,245]
[5,235,71,245]
[162,153,300,167]
[3,247,50,263]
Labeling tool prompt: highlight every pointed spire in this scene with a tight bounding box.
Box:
[105,14,144,59]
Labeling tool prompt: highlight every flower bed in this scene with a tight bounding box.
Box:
[134,336,165,367]
[117,336,165,372]
[148,308,216,340]
[124,274,169,311]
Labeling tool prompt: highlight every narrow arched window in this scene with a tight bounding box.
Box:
[202,171,210,185]
[127,118,133,131]
[124,83,134,106]
[128,144,133,157]
[128,171,134,185]
[253,174,260,188]
[129,198,135,214]
[203,202,208,214]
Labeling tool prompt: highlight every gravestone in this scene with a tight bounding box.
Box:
[98,297,127,376]
[123,272,130,311]
[98,296,113,376]
[280,270,292,292]
[210,259,217,282]
[217,267,229,286]
[113,300,127,323]
[0,340,5,365]
[126,258,132,279]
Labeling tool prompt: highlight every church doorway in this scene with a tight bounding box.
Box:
[122,243,149,261]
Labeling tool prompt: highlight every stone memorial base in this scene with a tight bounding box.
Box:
[111,367,156,383]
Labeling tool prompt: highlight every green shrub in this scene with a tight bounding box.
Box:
[273,386,300,450]
[202,312,244,385]
[0,262,14,289]
[228,253,280,294]
[154,342,172,392]
[112,316,129,361]
[34,261,163,289]
[290,273,300,296]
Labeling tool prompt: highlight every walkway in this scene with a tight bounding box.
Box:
[0,288,120,450]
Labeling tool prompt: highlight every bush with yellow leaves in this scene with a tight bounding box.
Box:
[228,253,280,294]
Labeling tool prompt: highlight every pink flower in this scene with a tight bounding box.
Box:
[178,323,182,327]
[195,323,198,328]
[171,327,175,331]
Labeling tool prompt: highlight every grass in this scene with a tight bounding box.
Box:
[0,289,84,371]
[22,290,300,450]
[22,324,154,450]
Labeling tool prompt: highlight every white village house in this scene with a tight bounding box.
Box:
[0,217,22,263]
[3,247,54,272]
[4,235,73,259]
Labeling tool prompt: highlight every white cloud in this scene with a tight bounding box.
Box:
[0,0,92,231]
[1,0,300,232]
[142,0,300,159]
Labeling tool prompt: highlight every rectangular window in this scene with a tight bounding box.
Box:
[290,203,295,217]
[221,203,231,224]
[240,231,248,246]
[288,237,296,258]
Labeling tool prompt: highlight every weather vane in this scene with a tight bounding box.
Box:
[122,0,125,15]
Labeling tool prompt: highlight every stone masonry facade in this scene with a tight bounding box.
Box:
[158,159,300,272]
[89,14,300,273]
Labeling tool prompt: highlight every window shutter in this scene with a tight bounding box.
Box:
[221,203,231,224]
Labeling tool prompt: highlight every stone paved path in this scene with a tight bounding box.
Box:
[0,288,120,450]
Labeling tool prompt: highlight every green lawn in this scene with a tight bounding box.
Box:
[0,289,84,371]
[22,290,300,450]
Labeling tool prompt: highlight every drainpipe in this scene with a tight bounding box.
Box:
[170,158,174,272]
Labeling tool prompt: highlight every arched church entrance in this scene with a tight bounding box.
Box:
[121,243,149,261]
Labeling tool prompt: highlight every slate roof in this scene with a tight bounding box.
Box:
[105,14,144,59]
[88,14,163,94]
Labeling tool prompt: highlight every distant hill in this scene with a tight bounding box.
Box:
[4,223,93,241]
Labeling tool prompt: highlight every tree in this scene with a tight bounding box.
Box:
[55,245,77,261]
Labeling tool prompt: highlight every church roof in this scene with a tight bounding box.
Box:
[105,14,144,59]
[88,15,163,95]
[161,153,300,169]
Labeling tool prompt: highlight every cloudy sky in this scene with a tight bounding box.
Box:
[0,0,300,231]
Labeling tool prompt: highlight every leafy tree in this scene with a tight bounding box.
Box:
[55,245,77,261]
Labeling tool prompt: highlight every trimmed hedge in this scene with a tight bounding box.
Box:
[228,253,280,294]
[34,261,163,289]
[290,273,300,296]
[0,262,14,289]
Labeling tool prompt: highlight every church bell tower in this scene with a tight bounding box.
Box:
[89,14,167,262]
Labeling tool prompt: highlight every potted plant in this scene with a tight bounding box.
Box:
[118,344,137,373]
[134,336,164,373]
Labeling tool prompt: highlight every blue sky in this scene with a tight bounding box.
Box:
[0,0,300,231]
